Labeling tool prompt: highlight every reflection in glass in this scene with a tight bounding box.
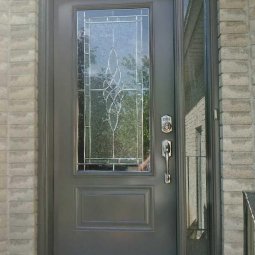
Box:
[77,9,150,172]
[184,0,209,254]
[183,0,190,17]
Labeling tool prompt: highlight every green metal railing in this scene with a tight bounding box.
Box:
[243,192,255,255]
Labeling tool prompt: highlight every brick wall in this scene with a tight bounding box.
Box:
[0,1,9,254]
[0,0,38,254]
[249,0,255,163]
[218,0,255,254]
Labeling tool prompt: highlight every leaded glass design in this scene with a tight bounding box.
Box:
[77,9,150,172]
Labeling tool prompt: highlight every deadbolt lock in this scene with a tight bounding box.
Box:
[161,115,172,133]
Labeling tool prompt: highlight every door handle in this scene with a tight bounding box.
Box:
[162,140,172,184]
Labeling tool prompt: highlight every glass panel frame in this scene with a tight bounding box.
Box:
[75,7,152,174]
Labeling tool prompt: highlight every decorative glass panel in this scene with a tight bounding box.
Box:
[77,8,150,172]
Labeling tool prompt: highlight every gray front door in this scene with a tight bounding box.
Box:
[54,0,176,254]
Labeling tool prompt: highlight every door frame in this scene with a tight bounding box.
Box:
[37,0,221,254]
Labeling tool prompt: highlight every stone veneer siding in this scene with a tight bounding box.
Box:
[219,0,255,254]
[0,1,9,254]
[0,0,38,254]
[0,0,255,254]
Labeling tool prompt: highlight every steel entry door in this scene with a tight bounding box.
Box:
[53,0,176,254]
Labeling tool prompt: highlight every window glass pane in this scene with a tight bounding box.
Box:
[77,8,150,172]
[184,0,209,253]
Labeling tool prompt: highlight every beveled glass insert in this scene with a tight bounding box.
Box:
[77,8,150,172]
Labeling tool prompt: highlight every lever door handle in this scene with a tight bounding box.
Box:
[162,140,172,184]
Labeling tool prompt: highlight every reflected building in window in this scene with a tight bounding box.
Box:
[184,0,209,254]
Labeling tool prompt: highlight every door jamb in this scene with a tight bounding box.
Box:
[37,0,221,254]
[205,0,222,254]
[38,0,54,254]
[174,0,186,254]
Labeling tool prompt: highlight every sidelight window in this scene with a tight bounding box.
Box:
[184,0,209,253]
